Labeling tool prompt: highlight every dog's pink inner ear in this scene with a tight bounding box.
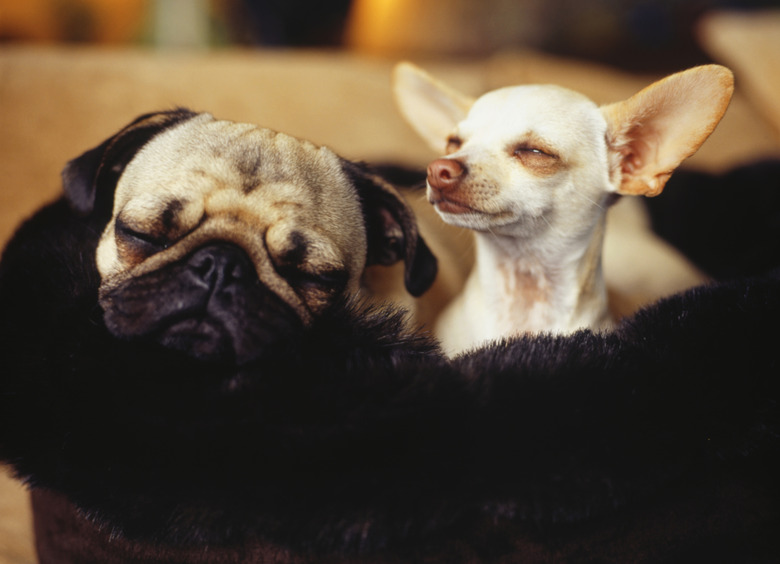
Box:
[602,65,734,197]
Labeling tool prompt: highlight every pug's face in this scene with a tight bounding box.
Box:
[62,110,436,365]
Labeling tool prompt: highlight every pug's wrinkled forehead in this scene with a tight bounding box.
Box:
[96,114,368,298]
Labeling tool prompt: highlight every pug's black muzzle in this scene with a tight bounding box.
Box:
[100,243,302,365]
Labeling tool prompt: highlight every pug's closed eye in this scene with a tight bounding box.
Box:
[270,231,348,292]
[115,217,170,262]
[282,267,349,294]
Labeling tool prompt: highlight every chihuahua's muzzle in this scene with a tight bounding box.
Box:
[101,243,302,365]
[427,158,470,214]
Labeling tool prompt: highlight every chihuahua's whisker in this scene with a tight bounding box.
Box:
[574,192,605,211]
[540,213,566,239]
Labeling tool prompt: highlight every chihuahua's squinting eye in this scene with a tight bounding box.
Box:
[513,145,556,159]
[445,136,463,154]
[513,144,563,176]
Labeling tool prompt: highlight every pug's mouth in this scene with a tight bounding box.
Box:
[100,243,305,366]
[151,316,258,365]
[155,317,232,361]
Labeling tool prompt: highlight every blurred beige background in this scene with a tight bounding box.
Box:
[1,2,779,562]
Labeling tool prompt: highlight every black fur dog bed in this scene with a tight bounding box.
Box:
[1,162,779,563]
[646,159,780,280]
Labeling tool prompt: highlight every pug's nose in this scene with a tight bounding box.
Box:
[188,244,255,290]
[427,158,465,199]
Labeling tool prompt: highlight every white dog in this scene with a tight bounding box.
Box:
[394,62,733,355]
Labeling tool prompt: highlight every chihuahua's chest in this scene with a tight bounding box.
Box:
[493,264,592,327]
[435,240,610,355]
[434,268,563,355]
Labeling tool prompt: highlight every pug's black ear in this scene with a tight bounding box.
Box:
[61,108,199,217]
[344,161,438,297]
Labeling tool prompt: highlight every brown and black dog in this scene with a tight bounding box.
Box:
[61,108,437,364]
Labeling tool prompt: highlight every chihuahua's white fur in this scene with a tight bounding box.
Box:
[394,62,733,355]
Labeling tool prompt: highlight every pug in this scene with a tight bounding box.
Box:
[62,108,437,365]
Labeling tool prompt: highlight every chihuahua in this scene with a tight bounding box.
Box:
[393,62,733,355]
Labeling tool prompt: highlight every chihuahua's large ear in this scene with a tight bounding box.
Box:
[343,161,438,297]
[61,108,198,217]
[601,65,734,197]
[393,62,475,154]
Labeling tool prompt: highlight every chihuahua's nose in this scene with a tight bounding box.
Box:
[427,158,464,196]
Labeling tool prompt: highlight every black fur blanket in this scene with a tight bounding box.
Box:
[1,166,779,562]
[646,159,780,279]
